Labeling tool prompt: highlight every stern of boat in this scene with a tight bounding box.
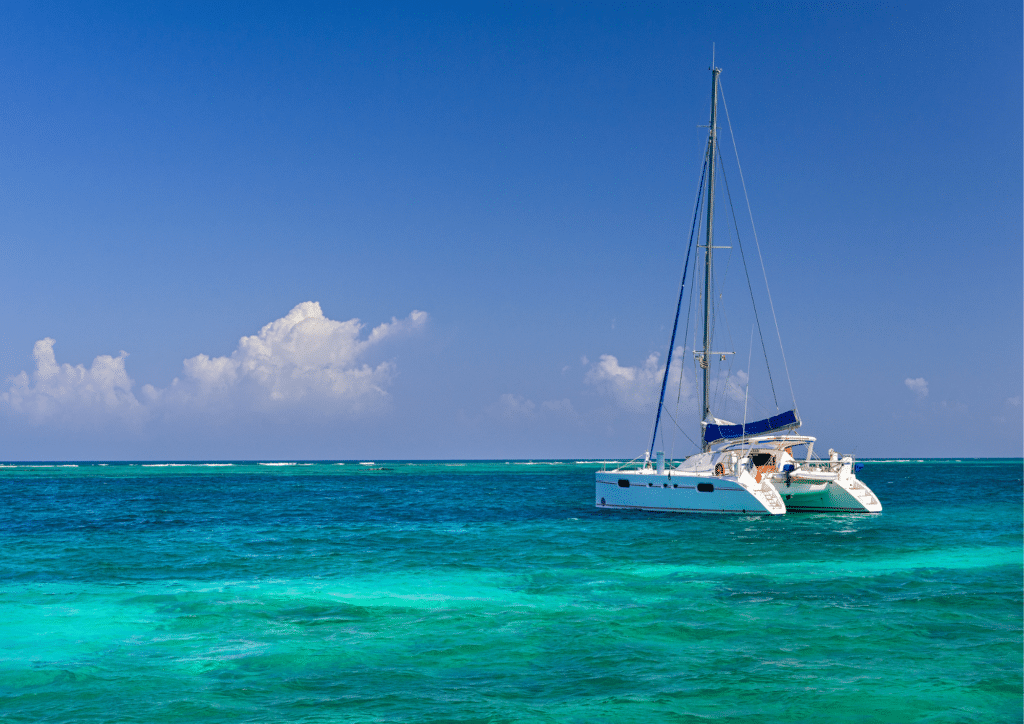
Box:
[773,457,882,513]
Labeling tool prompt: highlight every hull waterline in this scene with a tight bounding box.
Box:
[596,469,786,514]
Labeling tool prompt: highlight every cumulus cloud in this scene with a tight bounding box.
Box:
[3,302,427,426]
[721,369,749,406]
[585,353,663,412]
[153,302,427,412]
[584,351,779,428]
[496,393,536,419]
[2,338,144,427]
[584,351,699,414]
[905,377,929,399]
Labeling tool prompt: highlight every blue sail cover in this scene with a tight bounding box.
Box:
[703,410,801,445]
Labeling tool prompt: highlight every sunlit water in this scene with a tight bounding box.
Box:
[0,460,1020,722]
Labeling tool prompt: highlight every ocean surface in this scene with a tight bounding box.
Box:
[0,459,1020,723]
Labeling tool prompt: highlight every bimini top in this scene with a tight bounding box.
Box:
[703,410,801,445]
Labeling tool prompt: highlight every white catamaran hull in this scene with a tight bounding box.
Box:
[595,469,786,514]
[595,441,882,515]
[769,472,882,513]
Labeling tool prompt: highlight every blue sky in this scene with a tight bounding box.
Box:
[0,2,1020,460]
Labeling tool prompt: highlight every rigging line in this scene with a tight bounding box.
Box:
[707,238,736,419]
[715,139,779,409]
[718,79,798,412]
[711,199,739,415]
[682,160,707,406]
[742,324,754,442]
[685,194,703,413]
[662,404,698,448]
[653,153,708,452]
[675,193,701,411]
[649,153,708,455]
[672,187,704,453]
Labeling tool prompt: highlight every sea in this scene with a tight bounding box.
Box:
[0,459,1020,723]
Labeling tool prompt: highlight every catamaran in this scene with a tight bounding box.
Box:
[595,65,881,515]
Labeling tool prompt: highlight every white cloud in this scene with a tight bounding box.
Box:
[722,369,749,406]
[584,350,698,414]
[2,338,144,427]
[585,353,662,412]
[905,377,929,399]
[495,393,536,419]
[157,302,427,411]
[3,302,427,426]
[584,351,780,428]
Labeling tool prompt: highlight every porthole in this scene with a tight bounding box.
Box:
[617,479,630,488]
[697,483,714,493]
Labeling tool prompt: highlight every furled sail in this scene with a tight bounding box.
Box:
[703,410,800,445]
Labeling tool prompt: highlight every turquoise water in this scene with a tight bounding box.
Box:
[0,459,1020,722]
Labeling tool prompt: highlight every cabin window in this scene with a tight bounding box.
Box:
[617,479,630,488]
[697,483,714,492]
[751,453,774,467]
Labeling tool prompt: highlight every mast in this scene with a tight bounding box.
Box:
[701,66,720,452]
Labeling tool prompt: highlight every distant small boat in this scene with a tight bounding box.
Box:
[595,64,881,515]
[359,462,376,466]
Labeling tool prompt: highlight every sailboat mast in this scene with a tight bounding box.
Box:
[701,66,720,452]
